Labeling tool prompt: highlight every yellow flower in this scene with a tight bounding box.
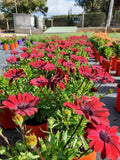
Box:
[13,114,23,126]
[26,133,37,148]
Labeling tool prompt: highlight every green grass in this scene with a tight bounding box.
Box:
[28,32,120,41]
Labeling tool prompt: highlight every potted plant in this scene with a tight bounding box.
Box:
[1,37,9,50]
[0,35,119,160]
[8,37,15,50]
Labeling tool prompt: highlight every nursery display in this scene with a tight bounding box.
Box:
[0,34,119,160]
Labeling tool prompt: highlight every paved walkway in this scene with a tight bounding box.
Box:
[0,43,120,159]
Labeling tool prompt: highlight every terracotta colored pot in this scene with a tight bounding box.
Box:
[9,44,15,50]
[93,48,99,62]
[3,44,8,51]
[73,151,96,160]
[0,108,18,129]
[112,58,119,71]
[116,84,120,112]
[116,60,120,76]
[14,42,18,48]
[25,120,48,147]
[101,60,111,73]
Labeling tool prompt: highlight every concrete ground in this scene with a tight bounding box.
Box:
[0,43,120,159]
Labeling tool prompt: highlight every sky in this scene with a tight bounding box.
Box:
[46,0,83,17]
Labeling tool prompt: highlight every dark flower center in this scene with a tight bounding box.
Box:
[18,103,27,109]
[99,131,110,143]
[83,108,93,115]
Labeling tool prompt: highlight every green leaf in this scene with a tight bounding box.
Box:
[0,146,6,155]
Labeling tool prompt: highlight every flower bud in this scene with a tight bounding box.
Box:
[26,133,37,148]
[0,127,2,135]
[13,114,23,126]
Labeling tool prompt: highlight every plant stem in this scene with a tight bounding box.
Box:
[80,80,89,96]
[15,80,21,92]
[77,148,91,160]
[39,87,53,106]
[76,77,85,92]
[1,133,12,149]
[34,147,45,160]
[63,115,83,150]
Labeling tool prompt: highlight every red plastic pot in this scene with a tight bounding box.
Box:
[73,151,96,160]
[116,84,120,112]
[112,58,119,71]
[3,44,8,51]
[101,60,111,73]
[93,48,99,62]
[116,60,120,76]
[25,120,48,147]
[0,108,18,129]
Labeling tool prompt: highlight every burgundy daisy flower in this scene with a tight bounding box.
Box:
[87,124,120,160]
[78,56,88,64]
[2,92,40,116]
[71,48,78,54]
[37,52,44,58]
[6,56,20,64]
[29,53,38,59]
[30,77,48,87]
[48,68,66,91]
[78,65,99,82]
[29,60,47,70]
[64,95,109,125]
[63,61,76,68]
[47,53,55,58]
[11,50,19,55]
[3,68,25,85]
[20,52,30,60]
[57,58,67,65]
[20,47,28,52]
[100,72,114,83]
[44,62,56,71]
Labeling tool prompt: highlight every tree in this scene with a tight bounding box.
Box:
[113,0,120,24]
[75,0,102,12]
[0,0,48,18]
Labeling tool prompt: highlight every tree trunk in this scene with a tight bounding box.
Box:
[106,0,114,27]
[113,8,118,25]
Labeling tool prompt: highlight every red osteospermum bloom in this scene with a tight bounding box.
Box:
[44,62,56,71]
[57,58,67,65]
[84,47,94,54]
[3,68,25,85]
[20,52,30,60]
[64,95,109,125]
[30,53,38,59]
[2,92,40,116]
[11,50,19,55]
[78,56,88,64]
[63,61,76,68]
[78,65,98,82]
[87,124,120,160]
[99,56,109,65]
[29,60,47,70]
[71,48,78,54]
[37,52,44,58]
[6,56,20,64]
[30,77,48,87]
[47,53,55,58]
[48,68,66,91]
[20,47,28,52]
[100,72,114,83]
